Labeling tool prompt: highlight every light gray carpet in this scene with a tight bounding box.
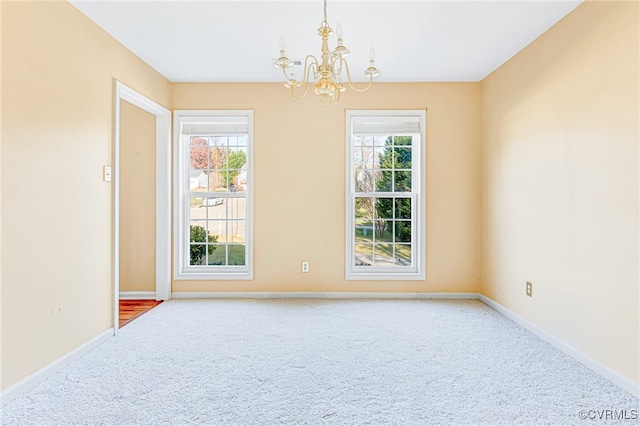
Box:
[2,299,638,425]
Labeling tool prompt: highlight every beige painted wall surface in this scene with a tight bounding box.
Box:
[1,1,170,390]
[480,1,639,384]
[173,82,481,293]
[119,100,156,292]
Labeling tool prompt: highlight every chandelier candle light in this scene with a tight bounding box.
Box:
[274,0,380,106]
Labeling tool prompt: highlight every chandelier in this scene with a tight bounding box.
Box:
[273,0,380,107]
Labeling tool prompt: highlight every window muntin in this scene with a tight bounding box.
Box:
[347,111,425,280]
[175,111,253,280]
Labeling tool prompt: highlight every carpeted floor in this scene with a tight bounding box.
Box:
[2,299,638,425]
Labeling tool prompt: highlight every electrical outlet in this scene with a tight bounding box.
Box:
[301,261,310,273]
[526,281,533,297]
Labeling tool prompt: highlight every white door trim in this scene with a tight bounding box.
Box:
[113,81,172,333]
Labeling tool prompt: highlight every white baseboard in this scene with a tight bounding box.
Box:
[1,328,114,405]
[479,295,640,398]
[171,291,481,300]
[119,291,157,300]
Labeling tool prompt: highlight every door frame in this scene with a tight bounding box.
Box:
[113,80,172,333]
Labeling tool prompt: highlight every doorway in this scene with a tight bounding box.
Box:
[113,81,171,333]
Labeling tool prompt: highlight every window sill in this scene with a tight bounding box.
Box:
[346,270,425,281]
[175,269,253,281]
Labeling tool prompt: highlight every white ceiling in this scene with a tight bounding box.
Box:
[69,0,582,83]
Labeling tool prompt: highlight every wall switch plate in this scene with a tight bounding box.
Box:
[103,165,112,182]
[526,281,533,297]
[302,261,310,273]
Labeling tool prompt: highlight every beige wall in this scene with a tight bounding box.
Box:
[119,100,156,292]
[172,83,482,293]
[480,0,639,385]
[1,1,170,390]
[8,0,634,399]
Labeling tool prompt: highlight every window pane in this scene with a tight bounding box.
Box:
[190,196,205,208]
[394,170,411,192]
[228,147,247,185]
[396,244,412,265]
[373,136,388,146]
[375,170,392,191]
[189,244,207,265]
[209,146,227,171]
[394,135,412,146]
[373,220,391,242]
[229,135,247,147]
[228,245,246,266]
[393,147,412,167]
[206,170,225,192]
[227,220,245,242]
[207,220,226,243]
[202,196,225,208]
[207,244,225,265]
[355,170,374,193]
[395,198,411,219]
[355,219,374,242]
[190,137,209,171]
[189,222,207,242]
[236,170,248,192]
[362,147,374,169]
[395,221,412,243]
[354,147,365,170]
[354,244,373,266]
[190,200,228,222]
[226,198,246,220]
[374,147,386,166]
[374,244,394,266]
[355,197,374,219]
[374,198,393,219]
[189,170,208,191]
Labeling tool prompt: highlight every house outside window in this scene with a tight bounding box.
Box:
[174,110,253,280]
[346,110,426,280]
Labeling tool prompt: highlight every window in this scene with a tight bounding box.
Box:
[174,111,253,280]
[346,110,425,280]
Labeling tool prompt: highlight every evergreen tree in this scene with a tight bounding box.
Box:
[189,225,218,265]
[375,136,412,240]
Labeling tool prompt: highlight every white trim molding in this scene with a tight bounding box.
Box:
[119,291,158,300]
[479,295,640,398]
[173,110,254,281]
[113,81,172,333]
[0,329,114,405]
[172,292,481,300]
[345,110,427,281]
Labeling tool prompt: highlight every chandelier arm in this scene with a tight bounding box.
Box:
[302,55,320,84]
[289,82,309,101]
[342,59,374,93]
[288,58,319,100]
[281,67,303,88]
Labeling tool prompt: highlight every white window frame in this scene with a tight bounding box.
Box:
[174,110,254,280]
[346,110,426,280]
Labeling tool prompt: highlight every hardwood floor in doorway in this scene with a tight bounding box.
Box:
[119,300,162,328]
